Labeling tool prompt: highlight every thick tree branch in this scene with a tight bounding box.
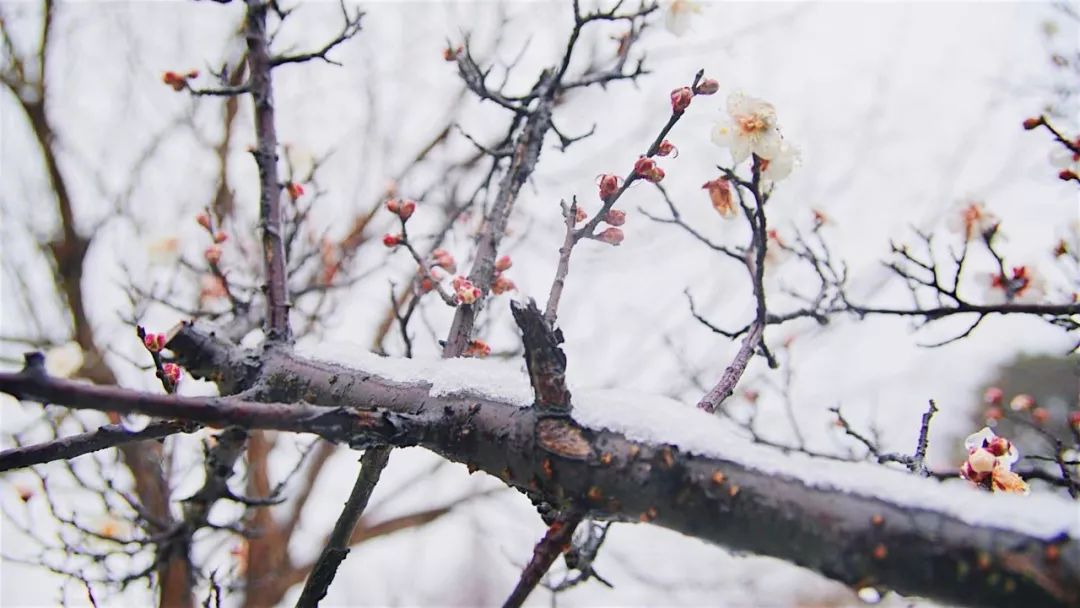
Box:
[4,330,1078,608]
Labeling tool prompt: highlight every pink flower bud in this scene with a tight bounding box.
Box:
[670,87,693,113]
[1031,407,1049,424]
[286,182,305,199]
[1022,117,1041,130]
[196,213,212,230]
[204,245,222,265]
[385,199,400,214]
[213,232,228,244]
[633,156,656,177]
[432,249,457,273]
[495,256,512,272]
[398,199,416,221]
[604,209,626,227]
[492,275,516,295]
[983,386,1004,405]
[162,362,182,385]
[597,227,624,246]
[597,174,621,199]
[646,166,665,183]
[464,339,491,358]
[574,206,587,225]
[143,333,166,352]
[1069,411,1080,430]
[382,234,401,248]
[656,140,678,157]
[454,277,481,304]
[695,78,719,95]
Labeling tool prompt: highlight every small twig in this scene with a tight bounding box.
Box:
[501,509,585,608]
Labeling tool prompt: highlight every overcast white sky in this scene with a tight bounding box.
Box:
[1,1,1077,605]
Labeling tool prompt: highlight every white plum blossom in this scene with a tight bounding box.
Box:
[711,92,784,164]
[664,0,702,37]
[961,427,1028,495]
[760,140,801,182]
[945,201,999,241]
[45,342,84,378]
[963,427,1019,467]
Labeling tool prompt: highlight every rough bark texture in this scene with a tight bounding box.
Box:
[4,328,1077,608]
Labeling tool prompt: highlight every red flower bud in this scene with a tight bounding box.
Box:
[1059,169,1078,181]
[1022,117,1041,130]
[670,87,693,113]
[162,71,186,91]
[633,156,656,176]
[196,212,212,230]
[443,46,463,62]
[385,199,400,214]
[492,275,516,295]
[695,78,719,95]
[656,140,678,157]
[163,362,182,385]
[986,406,1004,422]
[186,70,200,79]
[1031,407,1049,424]
[204,245,223,265]
[597,174,621,199]
[604,209,626,226]
[1069,410,1080,429]
[213,232,228,244]
[574,206,587,225]
[143,333,166,352]
[464,339,491,358]
[983,386,1004,405]
[382,234,401,248]
[398,199,416,221]
[495,255,512,272]
[597,227,624,245]
[286,182,305,199]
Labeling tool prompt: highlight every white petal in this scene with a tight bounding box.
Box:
[753,127,783,160]
[731,136,752,164]
[963,427,996,451]
[711,121,738,150]
[762,142,799,181]
[727,92,750,117]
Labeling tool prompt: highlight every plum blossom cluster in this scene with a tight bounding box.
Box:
[711,92,799,182]
[960,427,1028,495]
[983,387,1056,426]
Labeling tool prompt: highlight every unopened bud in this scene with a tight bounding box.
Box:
[656,140,678,157]
[1059,169,1078,181]
[386,199,400,214]
[162,362,183,385]
[213,232,228,244]
[670,87,693,113]
[633,156,656,176]
[597,174,620,199]
[1022,117,1042,130]
[382,234,402,248]
[286,182,305,199]
[646,166,666,183]
[597,227,624,246]
[398,199,416,220]
[204,245,222,265]
[492,275,516,295]
[695,78,719,95]
[574,206,587,225]
[495,255,512,272]
[196,212,212,230]
[604,209,626,226]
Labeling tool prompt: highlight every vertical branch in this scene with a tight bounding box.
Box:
[244,0,291,342]
[294,446,392,608]
[501,509,585,608]
[442,86,554,357]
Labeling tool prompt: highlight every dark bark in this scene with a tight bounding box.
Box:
[4,331,1078,607]
[0,420,198,471]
